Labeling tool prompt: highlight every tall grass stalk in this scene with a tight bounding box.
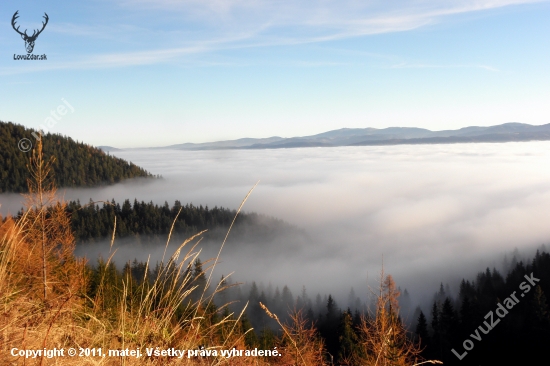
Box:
[0,144,434,365]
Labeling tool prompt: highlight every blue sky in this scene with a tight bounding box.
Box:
[1,0,549,148]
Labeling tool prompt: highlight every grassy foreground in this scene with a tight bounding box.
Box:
[0,141,434,366]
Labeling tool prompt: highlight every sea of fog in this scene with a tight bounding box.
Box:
[2,142,550,310]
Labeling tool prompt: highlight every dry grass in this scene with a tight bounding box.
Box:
[0,209,256,365]
[0,142,268,365]
[0,143,436,365]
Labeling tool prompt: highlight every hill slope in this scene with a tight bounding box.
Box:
[67,198,303,244]
[0,121,155,193]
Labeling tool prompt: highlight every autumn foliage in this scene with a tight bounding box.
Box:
[0,142,427,365]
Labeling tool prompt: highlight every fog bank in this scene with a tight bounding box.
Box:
[4,142,550,306]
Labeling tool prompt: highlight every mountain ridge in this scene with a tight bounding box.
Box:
[121,122,550,150]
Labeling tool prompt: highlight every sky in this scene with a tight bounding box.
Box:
[1,0,549,148]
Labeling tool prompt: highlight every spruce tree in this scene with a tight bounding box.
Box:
[415,310,429,345]
[430,301,441,358]
[192,258,207,301]
[337,309,361,364]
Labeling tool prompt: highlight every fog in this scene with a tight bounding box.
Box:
[3,142,550,311]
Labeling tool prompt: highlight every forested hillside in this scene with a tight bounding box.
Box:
[416,249,550,364]
[0,121,154,193]
[67,198,293,243]
[107,248,548,364]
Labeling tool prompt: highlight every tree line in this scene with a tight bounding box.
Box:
[0,121,155,193]
[86,255,424,365]
[415,249,550,364]
[65,198,293,243]
[60,194,550,364]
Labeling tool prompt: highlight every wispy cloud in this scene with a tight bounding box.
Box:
[390,62,500,72]
[1,0,546,73]
[100,0,550,65]
[0,29,263,75]
[119,0,548,38]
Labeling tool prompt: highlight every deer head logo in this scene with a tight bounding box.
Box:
[12,11,49,54]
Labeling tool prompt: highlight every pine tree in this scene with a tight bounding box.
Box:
[249,281,259,303]
[439,297,458,360]
[315,293,323,316]
[282,285,294,308]
[338,309,361,365]
[326,295,337,321]
[192,258,207,300]
[415,311,429,345]
[348,287,357,310]
[430,301,441,358]
[529,285,550,328]
[259,327,276,350]
[240,313,258,347]
[320,294,339,358]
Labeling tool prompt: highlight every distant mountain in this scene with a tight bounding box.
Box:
[165,136,285,150]
[98,146,121,152]
[0,121,155,193]
[142,122,550,150]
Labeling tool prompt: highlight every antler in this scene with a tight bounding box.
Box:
[11,11,26,37]
[11,11,49,40]
[33,13,49,38]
